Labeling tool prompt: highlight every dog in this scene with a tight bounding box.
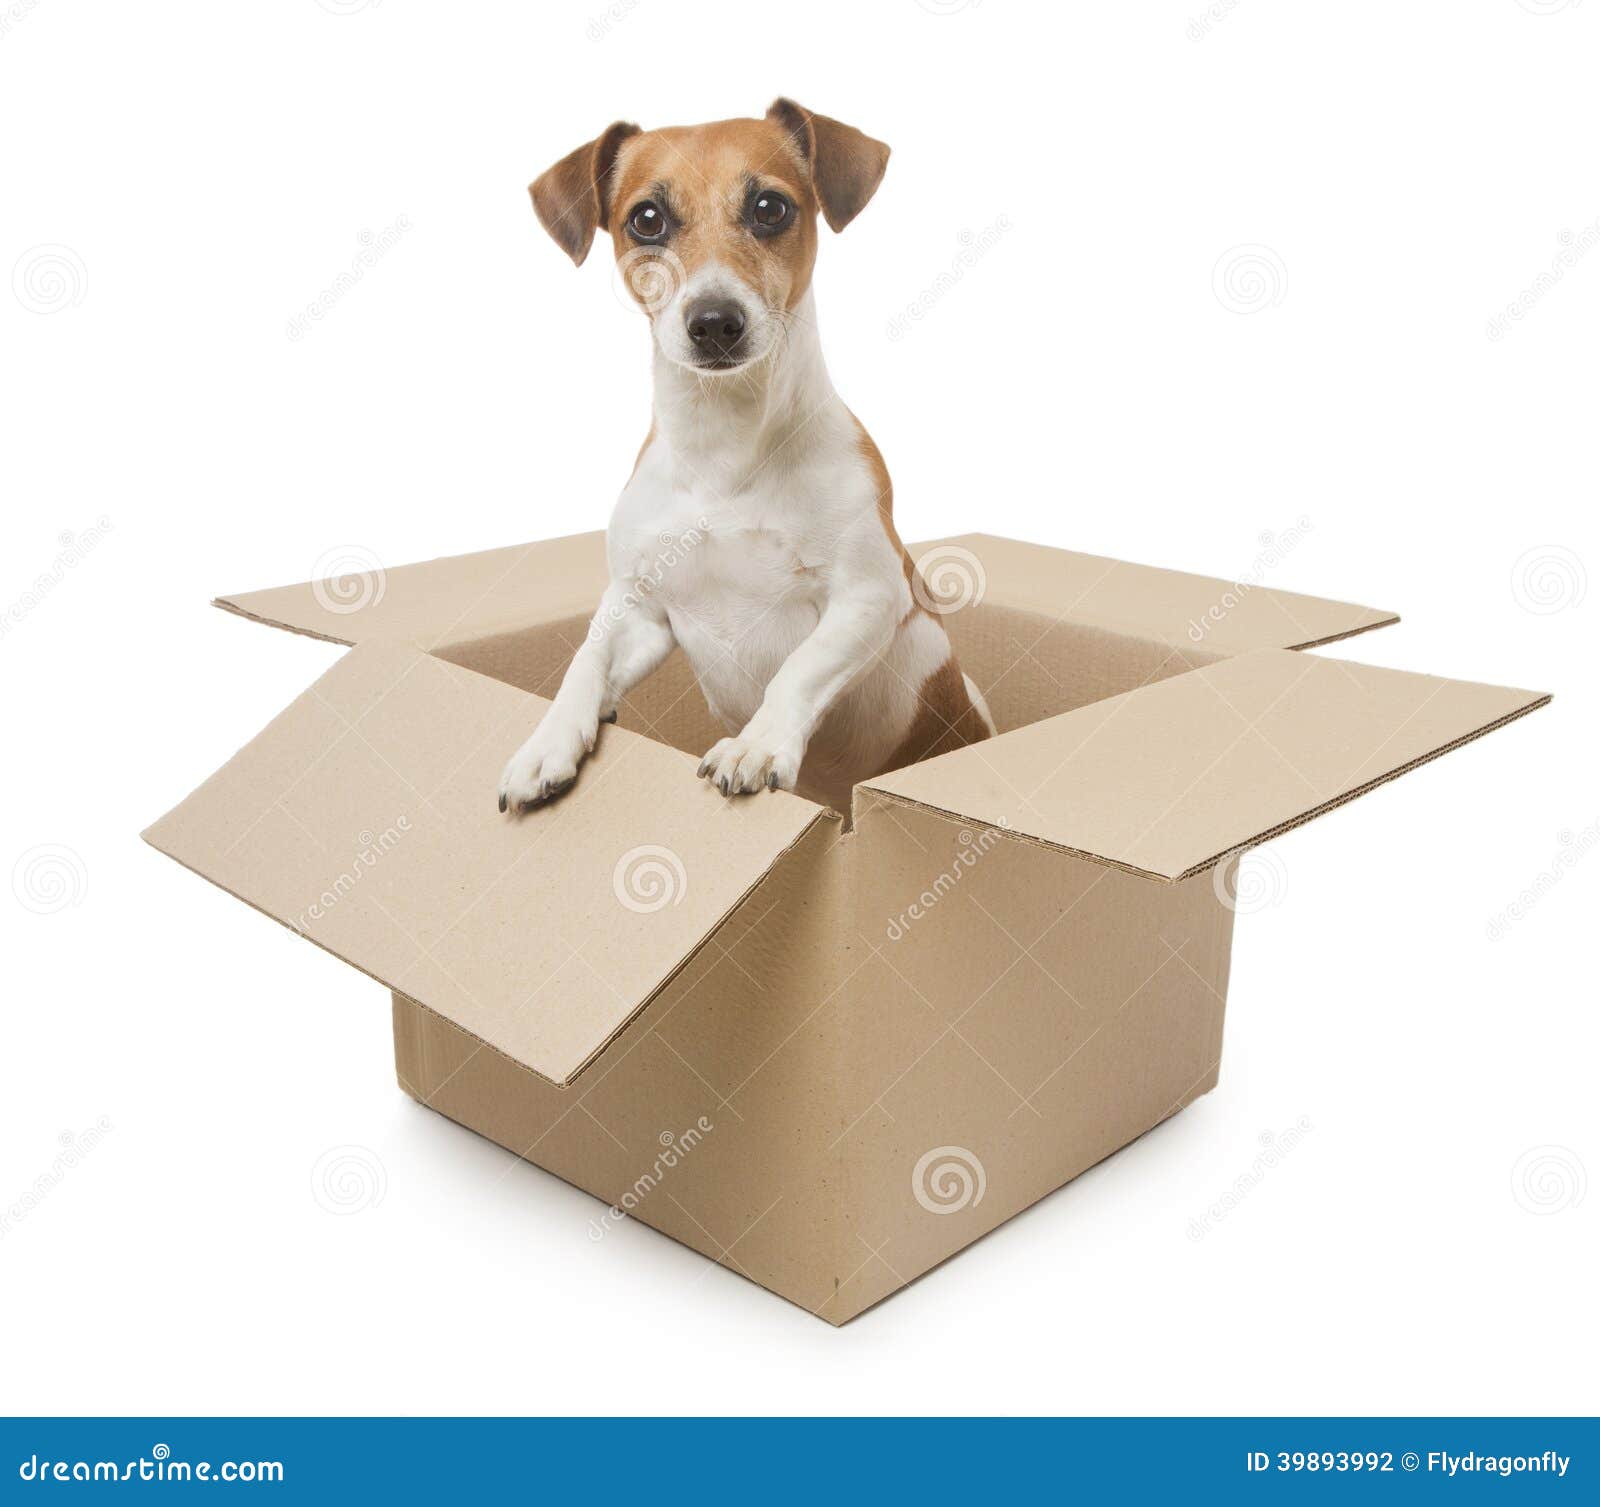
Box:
[498,99,994,819]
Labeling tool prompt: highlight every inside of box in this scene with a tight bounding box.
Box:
[436,601,1228,784]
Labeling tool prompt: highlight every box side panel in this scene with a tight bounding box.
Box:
[391,814,855,1318]
[828,796,1233,1323]
[914,533,1398,653]
[433,619,722,761]
[943,603,1227,738]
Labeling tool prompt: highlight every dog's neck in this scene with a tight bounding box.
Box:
[650,289,839,494]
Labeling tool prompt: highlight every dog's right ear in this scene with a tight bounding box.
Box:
[528,121,641,266]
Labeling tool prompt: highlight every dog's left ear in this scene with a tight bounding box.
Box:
[766,99,890,233]
[529,120,642,266]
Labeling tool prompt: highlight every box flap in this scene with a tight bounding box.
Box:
[214,531,612,648]
[143,641,828,1086]
[216,531,1394,657]
[911,533,1397,652]
[862,649,1549,882]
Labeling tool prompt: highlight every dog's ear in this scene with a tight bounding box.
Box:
[529,121,642,265]
[766,99,890,233]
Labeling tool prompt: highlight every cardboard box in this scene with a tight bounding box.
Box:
[143,531,1548,1323]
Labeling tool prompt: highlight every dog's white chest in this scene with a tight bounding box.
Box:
[611,491,824,728]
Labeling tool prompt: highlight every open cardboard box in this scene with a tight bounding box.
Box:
[144,531,1548,1323]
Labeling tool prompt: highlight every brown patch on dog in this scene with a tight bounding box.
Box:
[529,121,641,266]
[606,116,820,311]
[765,99,891,233]
[848,411,925,621]
[880,657,992,774]
[531,104,889,312]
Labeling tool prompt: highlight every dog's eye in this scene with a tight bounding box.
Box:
[627,202,668,242]
[750,191,791,236]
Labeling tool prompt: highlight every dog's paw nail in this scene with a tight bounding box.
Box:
[601,708,618,725]
[766,772,779,791]
[498,791,508,813]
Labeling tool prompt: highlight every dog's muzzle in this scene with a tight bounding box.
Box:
[683,297,749,368]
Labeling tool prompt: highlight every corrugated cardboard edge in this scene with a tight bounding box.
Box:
[211,596,355,648]
[858,691,1552,885]
[142,806,841,1089]
[1283,615,1401,651]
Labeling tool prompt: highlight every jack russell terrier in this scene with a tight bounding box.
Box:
[498,99,994,818]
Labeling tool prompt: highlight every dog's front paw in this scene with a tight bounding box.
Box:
[497,711,597,813]
[696,733,801,797]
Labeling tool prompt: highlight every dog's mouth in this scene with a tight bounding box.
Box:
[689,353,748,373]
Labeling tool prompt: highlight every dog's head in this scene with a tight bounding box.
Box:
[529,100,889,374]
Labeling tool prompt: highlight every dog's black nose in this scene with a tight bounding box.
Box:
[685,299,747,363]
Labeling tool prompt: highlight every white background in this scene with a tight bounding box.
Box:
[2,1,1595,1416]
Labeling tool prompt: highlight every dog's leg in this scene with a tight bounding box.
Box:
[699,585,900,796]
[498,587,675,812]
